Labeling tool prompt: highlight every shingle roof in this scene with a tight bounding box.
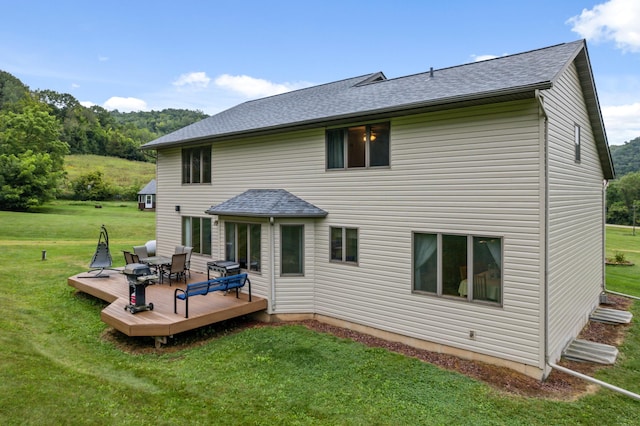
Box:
[143,41,584,149]
[141,40,613,179]
[137,179,156,195]
[206,189,328,218]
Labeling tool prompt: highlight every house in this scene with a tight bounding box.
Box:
[141,40,615,380]
[137,179,156,211]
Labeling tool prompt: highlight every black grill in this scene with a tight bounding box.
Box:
[207,260,240,280]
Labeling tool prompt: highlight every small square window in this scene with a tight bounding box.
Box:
[330,226,358,264]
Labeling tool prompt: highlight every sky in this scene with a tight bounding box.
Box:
[1,0,639,145]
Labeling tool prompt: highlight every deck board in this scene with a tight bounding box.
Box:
[68,269,267,338]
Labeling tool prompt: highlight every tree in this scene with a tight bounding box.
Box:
[0,150,63,210]
[0,71,30,110]
[0,101,68,210]
[71,170,111,201]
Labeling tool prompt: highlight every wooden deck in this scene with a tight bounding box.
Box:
[68,268,267,345]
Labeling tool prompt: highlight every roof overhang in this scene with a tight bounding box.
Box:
[141,85,547,151]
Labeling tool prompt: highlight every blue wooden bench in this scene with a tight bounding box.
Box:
[173,273,251,318]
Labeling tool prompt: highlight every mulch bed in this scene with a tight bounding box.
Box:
[102,294,633,400]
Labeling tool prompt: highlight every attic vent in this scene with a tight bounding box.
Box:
[355,72,387,86]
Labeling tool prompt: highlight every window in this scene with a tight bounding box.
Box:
[574,124,581,163]
[225,223,261,272]
[330,227,358,263]
[413,233,502,304]
[182,217,212,255]
[281,225,304,275]
[326,122,390,169]
[182,146,211,184]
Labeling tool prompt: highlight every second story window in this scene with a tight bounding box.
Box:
[182,146,211,184]
[327,122,390,169]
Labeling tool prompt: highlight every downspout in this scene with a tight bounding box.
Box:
[548,361,640,401]
[269,216,276,313]
[536,89,551,376]
[537,92,640,401]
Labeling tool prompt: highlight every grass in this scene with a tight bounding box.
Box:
[0,206,639,425]
[64,154,156,188]
[606,225,640,296]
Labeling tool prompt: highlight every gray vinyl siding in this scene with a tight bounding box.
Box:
[155,100,546,368]
[545,62,605,362]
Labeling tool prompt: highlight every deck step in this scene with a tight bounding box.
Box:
[563,339,618,364]
[590,307,633,324]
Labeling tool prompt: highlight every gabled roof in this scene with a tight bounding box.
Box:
[206,189,328,218]
[137,179,156,195]
[142,40,613,179]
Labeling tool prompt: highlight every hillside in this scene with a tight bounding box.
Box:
[610,136,640,177]
[63,154,156,196]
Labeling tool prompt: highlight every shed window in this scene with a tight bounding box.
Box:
[413,233,502,304]
[326,122,390,169]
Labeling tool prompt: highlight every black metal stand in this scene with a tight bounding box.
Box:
[124,275,156,314]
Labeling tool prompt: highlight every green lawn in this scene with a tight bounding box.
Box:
[0,205,638,425]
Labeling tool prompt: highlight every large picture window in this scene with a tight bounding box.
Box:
[281,225,304,275]
[182,146,211,184]
[225,222,261,272]
[413,233,502,304]
[326,122,390,169]
[182,217,212,255]
[330,226,358,264]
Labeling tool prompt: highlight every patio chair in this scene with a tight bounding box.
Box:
[133,245,148,259]
[162,252,187,286]
[175,245,193,277]
[123,251,134,264]
[183,246,193,277]
[80,225,115,278]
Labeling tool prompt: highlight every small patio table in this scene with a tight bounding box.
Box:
[140,256,172,283]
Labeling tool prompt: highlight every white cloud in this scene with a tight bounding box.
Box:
[471,54,500,62]
[173,71,211,88]
[567,0,640,52]
[103,96,148,112]
[71,83,80,89]
[214,74,308,98]
[98,56,109,62]
[602,102,640,144]
[80,101,95,108]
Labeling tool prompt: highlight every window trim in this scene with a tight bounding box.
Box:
[181,216,212,256]
[225,222,262,274]
[330,226,359,265]
[280,224,305,276]
[326,122,390,170]
[412,231,503,306]
[182,145,212,184]
[574,123,581,163]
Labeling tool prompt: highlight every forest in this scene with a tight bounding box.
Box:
[0,70,207,210]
